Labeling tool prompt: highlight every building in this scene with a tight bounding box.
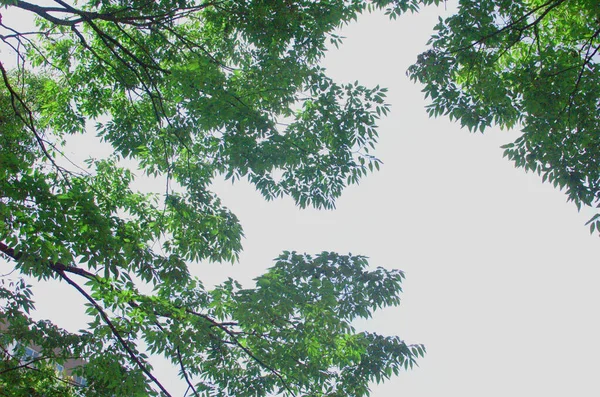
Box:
[0,319,87,387]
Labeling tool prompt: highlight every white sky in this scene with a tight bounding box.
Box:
[3,2,600,397]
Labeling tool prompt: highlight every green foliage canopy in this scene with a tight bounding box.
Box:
[408,0,600,230]
[0,0,437,396]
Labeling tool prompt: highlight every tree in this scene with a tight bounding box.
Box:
[0,1,436,396]
[408,0,600,231]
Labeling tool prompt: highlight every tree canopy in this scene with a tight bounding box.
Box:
[408,0,600,231]
[0,0,439,396]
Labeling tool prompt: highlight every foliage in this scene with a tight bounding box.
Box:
[0,1,435,396]
[408,0,600,230]
[0,278,83,396]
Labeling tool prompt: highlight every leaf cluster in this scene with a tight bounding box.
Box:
[408,0,600,230]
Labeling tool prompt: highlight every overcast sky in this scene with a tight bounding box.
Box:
[206,6,600,397]
[4,2,600,397]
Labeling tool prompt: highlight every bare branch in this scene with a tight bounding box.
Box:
[15,1,82,26]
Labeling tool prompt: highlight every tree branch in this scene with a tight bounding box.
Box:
[56,270,173,397]
[176,346,199,397]
[184,308,297,397]
[1,240,297,396]
[0,241,96,280]
[452,0,568,54]
[0,61,72,184]
[15,1,82,26]
[0,346,83,389]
